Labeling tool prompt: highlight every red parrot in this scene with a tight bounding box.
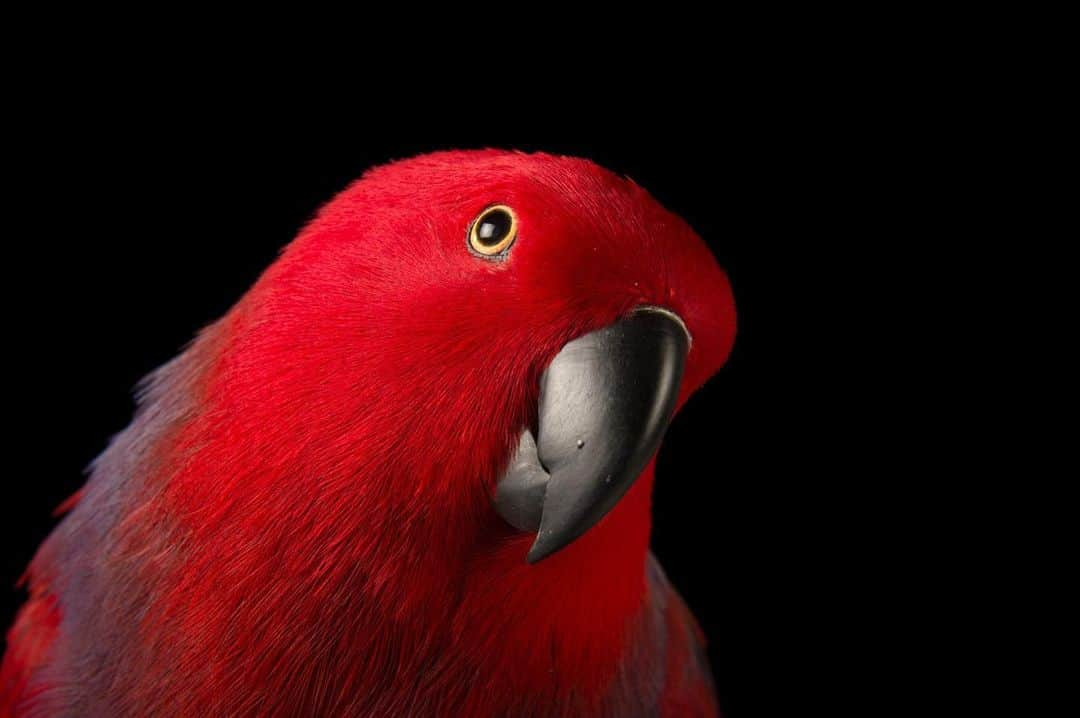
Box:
[1,150,736,717]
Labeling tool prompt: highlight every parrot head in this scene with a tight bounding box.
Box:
[189,150,735,572]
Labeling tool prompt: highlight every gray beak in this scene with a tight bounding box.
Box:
[493,306,690,563]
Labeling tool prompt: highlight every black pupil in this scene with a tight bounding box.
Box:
[476,210,512,247]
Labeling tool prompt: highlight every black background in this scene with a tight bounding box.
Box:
[3,101,880,716]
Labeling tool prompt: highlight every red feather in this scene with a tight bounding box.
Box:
[2,151,734,716]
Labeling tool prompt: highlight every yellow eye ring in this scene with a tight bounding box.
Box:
[468,205,518,257]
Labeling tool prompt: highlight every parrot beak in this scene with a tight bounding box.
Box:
[494,306,690,563]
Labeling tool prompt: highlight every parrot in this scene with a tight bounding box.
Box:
[1,150,736,717]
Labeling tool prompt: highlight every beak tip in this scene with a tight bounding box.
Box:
[525,540,548,564]
[525,533,561,564]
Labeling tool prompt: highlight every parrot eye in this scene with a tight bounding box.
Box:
[468,205,518,257]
